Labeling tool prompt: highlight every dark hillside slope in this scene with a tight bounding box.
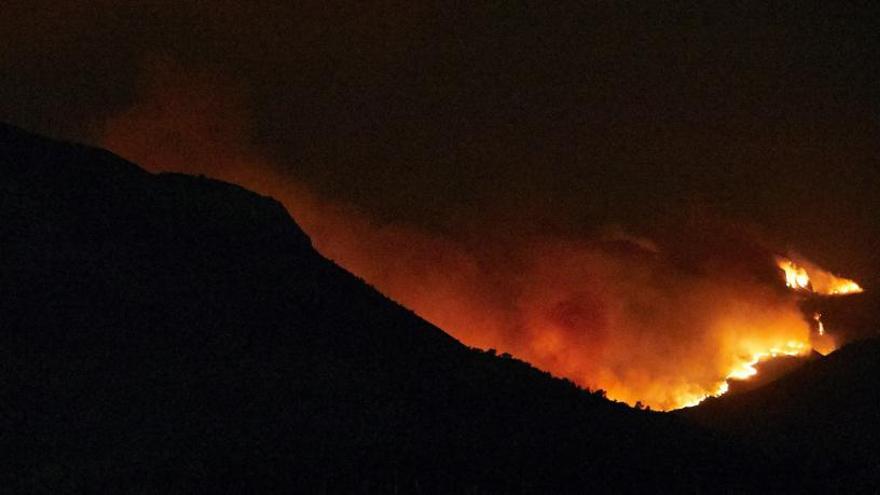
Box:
[681,338,880,492]
[1,123,747,493]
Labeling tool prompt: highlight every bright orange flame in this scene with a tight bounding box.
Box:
[96,68,865,412]
[775,256,863,295]
[814,312,825,336]
[677,340,810,408]
[673,256,865,408]
[725,341,808,380]
[658,253,866,409]
[809,312,837,355]
[778,258,811,290]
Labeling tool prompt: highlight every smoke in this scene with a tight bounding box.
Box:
[4,1,878,286]
[100,61,817,410]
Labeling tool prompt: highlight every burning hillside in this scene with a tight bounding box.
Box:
[98,66,865,410]
[776,255,863,296]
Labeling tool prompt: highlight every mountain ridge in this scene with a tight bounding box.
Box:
[2,122,742,493]
[680,337,880,492]
[6,122,880,492]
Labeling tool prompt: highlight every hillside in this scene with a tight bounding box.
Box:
[0,123,751,493]
[681,337,880,492]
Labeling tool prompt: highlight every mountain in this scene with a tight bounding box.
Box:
[1,123,751,493]
[681,337,880,492]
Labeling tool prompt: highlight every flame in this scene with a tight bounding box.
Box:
[778,258,811,290]
[775,256,863,295]
[811,313,837,356]
[677,340,810,408]
[96,69,865,412]
[814,312,824,336]
[675,257,865,408]
[667,253,866,409]
[724,341,808,380]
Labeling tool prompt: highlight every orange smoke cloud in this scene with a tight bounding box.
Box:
[101,62,835,410]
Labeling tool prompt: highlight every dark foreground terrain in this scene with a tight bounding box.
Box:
[680,337,880,493]
[2,123,878,493]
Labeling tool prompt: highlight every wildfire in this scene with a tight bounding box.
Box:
[776,256,863,295]
[98,83,867,412]
[675,340,811,408]
[778,258,811,290]
[724,341,809,381]
[674,257,865,409]
[814,312,824,336]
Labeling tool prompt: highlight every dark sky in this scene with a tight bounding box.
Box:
[3,1,879,280]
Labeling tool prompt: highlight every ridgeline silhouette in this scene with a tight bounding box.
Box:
[2,123,878,492]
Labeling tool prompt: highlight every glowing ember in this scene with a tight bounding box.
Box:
[814,312,825,336]
[775,256,863,295]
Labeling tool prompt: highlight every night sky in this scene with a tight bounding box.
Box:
[3,1,879,282]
